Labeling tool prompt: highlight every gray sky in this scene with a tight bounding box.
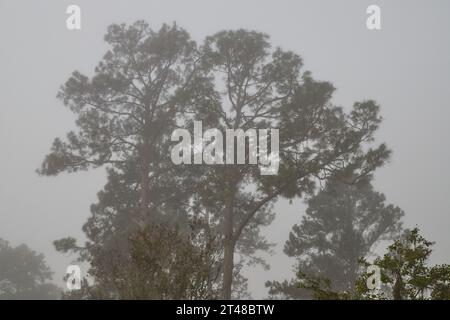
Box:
[1,0,449,298]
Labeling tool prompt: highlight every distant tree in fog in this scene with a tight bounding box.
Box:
[0,239,60,299]
[267,179,404,299]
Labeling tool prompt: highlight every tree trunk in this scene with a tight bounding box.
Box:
[139,143,151,223]
[222,192,235,299]
[393,272,403,300]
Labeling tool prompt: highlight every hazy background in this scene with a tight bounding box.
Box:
[1,0,449,298]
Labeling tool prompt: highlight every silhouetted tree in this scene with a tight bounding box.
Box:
[0,239,60,299]
[267,180,403,298]
[38,21,209,226]
[193,30,390,298]
[40,22,391,300]
[40,21,221,298]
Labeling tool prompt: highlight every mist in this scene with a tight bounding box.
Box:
[1,0,449,300]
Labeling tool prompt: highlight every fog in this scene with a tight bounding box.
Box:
[0,0,449,299]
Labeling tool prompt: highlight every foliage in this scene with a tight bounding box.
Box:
[295,228,450,300]
[0,239,60,299]
[191,29,390,298]
[61,221,222,299]
[40,21,391,299]
[38,21,207,224]
[267,179,404,298]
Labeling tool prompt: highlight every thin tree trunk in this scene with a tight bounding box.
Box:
[222,191,235,299]
[139,142,151,223]
[393,272,403,300]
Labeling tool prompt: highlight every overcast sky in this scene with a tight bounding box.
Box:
[1,0,449,298]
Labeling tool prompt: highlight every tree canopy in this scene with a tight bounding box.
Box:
[295,228,450,300]
[267,179,404,298]
[41,21,391,300]
[0,239,60,300]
